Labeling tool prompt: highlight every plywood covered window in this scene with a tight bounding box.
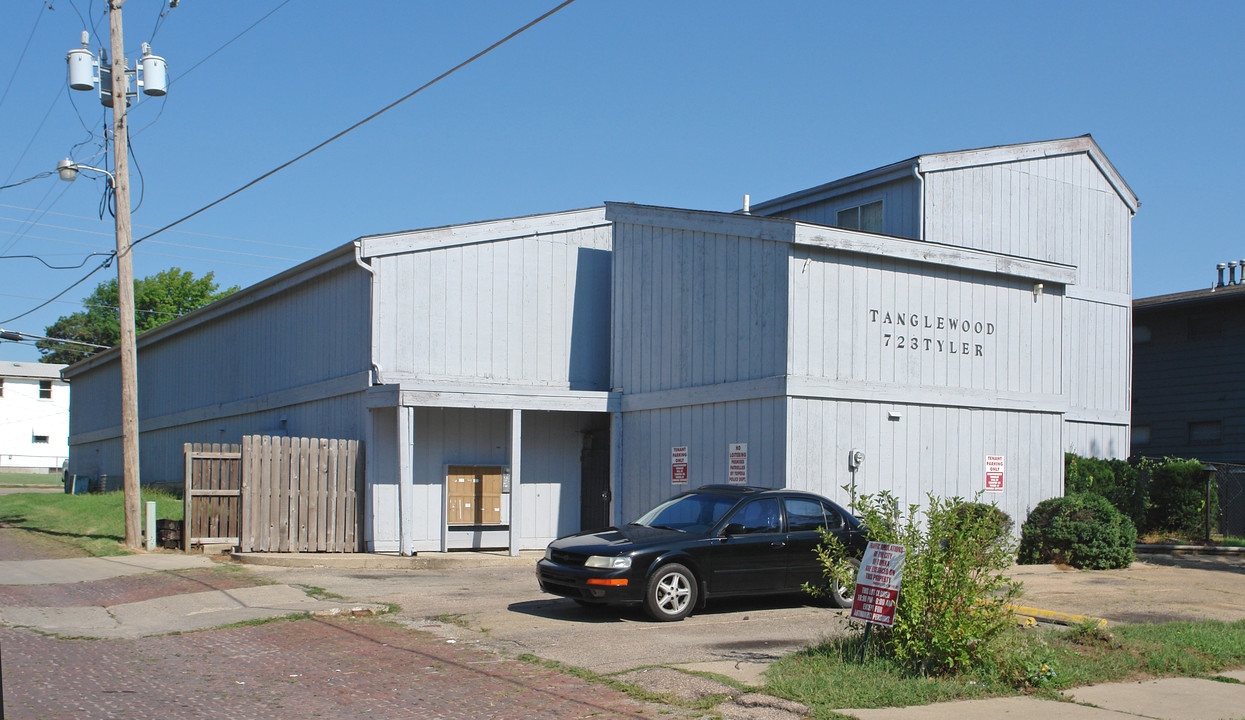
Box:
[446,465,505,526]
[836,200,883,233]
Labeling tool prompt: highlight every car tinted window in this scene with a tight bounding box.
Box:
[634,493,738,533]
[727,498,782,534]
[821,501,844,529]
[784,497,826,532]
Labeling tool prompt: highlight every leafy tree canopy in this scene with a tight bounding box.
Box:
[38,268,238,364]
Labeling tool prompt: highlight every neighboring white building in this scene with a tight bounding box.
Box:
[1,361,70,473]
[64,135,1135,552]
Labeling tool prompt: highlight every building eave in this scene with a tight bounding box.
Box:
[359,207,608,260]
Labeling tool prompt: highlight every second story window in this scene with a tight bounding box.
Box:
[39,380,52,399]
[836,200,884,234]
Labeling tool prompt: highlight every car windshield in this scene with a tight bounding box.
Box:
[632,492,739,534]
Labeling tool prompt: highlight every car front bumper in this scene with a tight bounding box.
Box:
[536,559,645,605]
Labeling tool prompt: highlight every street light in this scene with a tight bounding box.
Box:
[57,158,114,185]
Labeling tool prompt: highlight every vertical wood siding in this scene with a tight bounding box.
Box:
[786,397,1063,531]
[1064,420,1129,463]
[67,262,372,485]
[385,407,606,550]
[372,225,612,389]
[787,246,1064,396]
[760,178,921,240]
[618,398,786,522]
[923,153,1132,295]
[611,222,789,396]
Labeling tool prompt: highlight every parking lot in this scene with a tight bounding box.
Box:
[242,552,1245,678]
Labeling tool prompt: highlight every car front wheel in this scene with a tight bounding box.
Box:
[829,558,861,609]
[644,563,697,621]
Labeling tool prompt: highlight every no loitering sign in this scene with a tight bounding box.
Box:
[727,443,748,484]
[850,541,906,627]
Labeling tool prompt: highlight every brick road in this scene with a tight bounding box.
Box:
[1,617,672,720]
[0,529,681,720]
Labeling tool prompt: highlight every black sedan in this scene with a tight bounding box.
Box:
[536,485,867,621]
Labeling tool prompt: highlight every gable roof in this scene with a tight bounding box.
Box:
[359,207,607,260]
[752,134,1138,218]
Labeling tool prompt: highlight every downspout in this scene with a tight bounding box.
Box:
[352,241,382,385]
[353,240,383,553]
[911,160,925,241]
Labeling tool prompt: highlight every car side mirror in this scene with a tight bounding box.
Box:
[722,523,746,537]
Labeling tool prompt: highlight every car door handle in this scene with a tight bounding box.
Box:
[770,541,786,548]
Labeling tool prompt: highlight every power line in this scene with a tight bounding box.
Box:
[2,87,63,186]
[0,203,323,250]
[169,1,291,88]
[127,0,580,255]
[0,216,303,261]
[0,2,50,118]
[0,251,114,270]
[0,171,57,192]
[0,291,183,318]
[0,255,114,325]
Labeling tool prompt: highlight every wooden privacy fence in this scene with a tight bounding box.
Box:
[183,443,243,550]
[183,435,361,553]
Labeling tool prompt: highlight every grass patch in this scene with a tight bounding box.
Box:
[0,472,62,486]
[764,619,1245,714]
[0,488,184,557]
[1137,531,1245,547]
[430,613,472,629]
[515,655,723,712]
[296,584,347,600]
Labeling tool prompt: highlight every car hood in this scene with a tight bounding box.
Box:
[548,524,685,554]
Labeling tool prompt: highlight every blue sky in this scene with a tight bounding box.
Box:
[1,0,1243,363]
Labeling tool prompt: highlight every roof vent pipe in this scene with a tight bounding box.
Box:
[1240,260,1245,284]
[742,194,751,215]
[1217,263,1226,288]
[1231,261,1239,286]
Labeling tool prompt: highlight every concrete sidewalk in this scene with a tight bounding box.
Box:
[836,672,1245,720]
[0,553,384,638]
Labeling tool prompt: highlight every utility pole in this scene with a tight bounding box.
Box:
[108,0,142,549]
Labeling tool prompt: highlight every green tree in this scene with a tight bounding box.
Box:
[38,268,238,364]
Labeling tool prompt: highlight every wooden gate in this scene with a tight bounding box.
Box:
[183,443,243,550]
[183,435,361,553]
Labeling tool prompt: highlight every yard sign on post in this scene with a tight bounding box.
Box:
[671,446,689,485]
[851,540,906,658]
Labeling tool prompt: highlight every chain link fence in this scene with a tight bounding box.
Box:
[1210,461,1245,538]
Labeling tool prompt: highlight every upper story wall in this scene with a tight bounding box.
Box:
[923,151,1134,297]
[787,242,1066,399]
[608,205,790,396]
[66,248,372,437]
[757,176,921,240]
[1132,289,1245,463]
[364,209,612,391]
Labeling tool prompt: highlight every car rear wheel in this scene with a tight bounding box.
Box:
[644,563,697,621]
[829,558,861,609]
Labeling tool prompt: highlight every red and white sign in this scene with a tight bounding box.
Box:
[850,541,906,627]
[985,454,1005,493]
[727,443,748,484]
[671,446,689,484]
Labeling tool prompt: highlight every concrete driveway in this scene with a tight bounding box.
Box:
[241,551,1245,683]
[244,561,852,678]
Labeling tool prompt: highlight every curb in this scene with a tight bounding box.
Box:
[231,550,542,570]
[1136,544,1245,556]
[1005,604,1107,628]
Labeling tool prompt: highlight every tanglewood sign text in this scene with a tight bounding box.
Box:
[869,309,997,358]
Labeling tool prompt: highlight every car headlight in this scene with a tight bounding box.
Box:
[544,547,553,560]
[584,555,632,570]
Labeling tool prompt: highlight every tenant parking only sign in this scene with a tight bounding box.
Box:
[985,454,1005,493]
[671,446,689,484]
[850,541,906,627]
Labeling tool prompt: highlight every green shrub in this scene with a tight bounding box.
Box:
[1146,458,1217,537]
[1064,453,1146,529]
[1018,493,1136,569]
[808,492,1021,676]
